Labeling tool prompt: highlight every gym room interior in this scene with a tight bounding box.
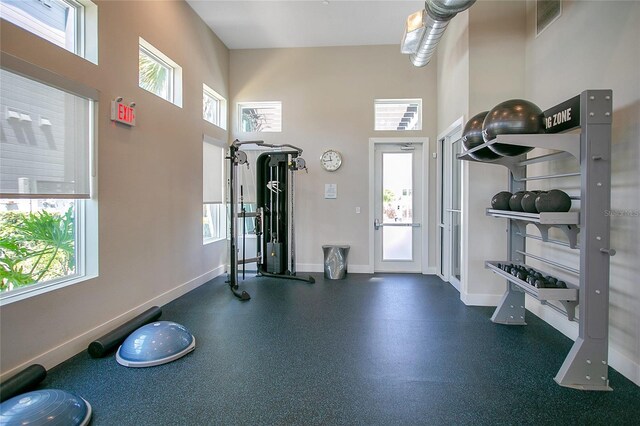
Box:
[1,0,639,424]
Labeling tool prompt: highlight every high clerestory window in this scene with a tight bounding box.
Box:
[238,101,282,132]
[374,99,422,131]
[0,0,98,64]
[203,84,227,129]
[138,37,183,107]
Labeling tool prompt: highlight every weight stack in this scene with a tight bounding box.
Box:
[267,242,284,274]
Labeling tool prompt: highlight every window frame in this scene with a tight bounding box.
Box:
[374,98,423,131]
[203,203,226,245]
[203,84,227,130]
[0,0,97,64]
[237,101,282,133]
[0,55,98,306]
[138,37,183,107]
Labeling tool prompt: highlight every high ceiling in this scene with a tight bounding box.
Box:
[186,0,425,50]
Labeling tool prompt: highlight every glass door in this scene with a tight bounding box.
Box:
[373,143,423,272]
[438,131,463,288]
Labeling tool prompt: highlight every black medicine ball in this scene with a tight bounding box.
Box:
[509,191,527,212]
[521,191,545,213]
[535,189,572,213]
[491,191,512,210]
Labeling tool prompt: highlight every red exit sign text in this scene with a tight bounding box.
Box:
[110,100,136,126]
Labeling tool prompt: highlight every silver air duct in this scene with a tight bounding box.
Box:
[401,0,476,67]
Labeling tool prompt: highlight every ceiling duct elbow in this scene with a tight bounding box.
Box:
[401,0,476,68]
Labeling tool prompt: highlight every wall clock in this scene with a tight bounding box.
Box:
[320,149,343,172]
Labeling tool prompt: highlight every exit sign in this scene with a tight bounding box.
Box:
[111,100,136,126]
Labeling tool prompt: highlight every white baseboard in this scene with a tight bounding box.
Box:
[526,297,578,340]
[298,265,438,275]
[526,298,640,387]
[460,291,502,306]
[609,346,640,387]
[296,264,371,274]
[0,266,224,381]
[296,263,323,273]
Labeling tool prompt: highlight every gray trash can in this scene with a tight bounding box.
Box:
[322,245,350,280]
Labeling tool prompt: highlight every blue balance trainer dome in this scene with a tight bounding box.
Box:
[0,389,92,426]
[116,321,195,368]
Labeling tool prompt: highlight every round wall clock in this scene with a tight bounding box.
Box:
[320,149,343,172]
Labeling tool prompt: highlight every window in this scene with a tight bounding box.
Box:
[536,0,562,36]
[0,66,97,303]
[203,84,227,129]
[374,99,422,131]
[139,37,183,107]
[0,0,98,64]
[238,102,282,132]
[203,137,226,244]
[203,203,225,242]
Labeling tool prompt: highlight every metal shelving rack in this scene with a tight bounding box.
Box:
[458,90,614,390]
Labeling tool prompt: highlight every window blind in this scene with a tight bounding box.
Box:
[203,139,224,204]
[0,68,92,199]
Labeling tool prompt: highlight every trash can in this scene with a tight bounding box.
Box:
[322,245,350,280]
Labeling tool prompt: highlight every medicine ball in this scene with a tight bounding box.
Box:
[462,111,502,161]
[509,191,527,212]
[482,99,545,156]
[521,190,545,213]
[491,191,512,210]
[535,189,572,212]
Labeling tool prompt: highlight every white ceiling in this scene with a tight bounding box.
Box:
[186,0,425,50]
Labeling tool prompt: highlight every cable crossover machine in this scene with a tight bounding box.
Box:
[227,139,315,300]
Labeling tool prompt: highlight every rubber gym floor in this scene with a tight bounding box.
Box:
[45,273,640,425]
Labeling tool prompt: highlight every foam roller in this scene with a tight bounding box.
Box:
[87,306,162,358]
[0,364,47,402]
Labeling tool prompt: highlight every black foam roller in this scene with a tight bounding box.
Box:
[0,364,47,402]
[88,306,162,358]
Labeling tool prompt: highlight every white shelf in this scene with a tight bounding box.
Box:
[486,209,579,225]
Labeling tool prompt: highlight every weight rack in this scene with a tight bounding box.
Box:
[458,90,614,390]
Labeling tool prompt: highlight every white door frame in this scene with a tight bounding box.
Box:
[368,137,429,274]
[436,117,465,290]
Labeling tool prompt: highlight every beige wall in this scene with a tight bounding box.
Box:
[437,1,527,304]
[0,0,229,377]
[522,0,640,385]
[436,10,469,133]
[438,0,640,385]
[230,46,438,271]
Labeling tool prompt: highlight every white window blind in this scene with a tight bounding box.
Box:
[203,138,224,204]
[0,0,80,55]
[0,68,92,199]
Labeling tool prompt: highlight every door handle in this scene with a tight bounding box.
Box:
[375,219,420,230]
